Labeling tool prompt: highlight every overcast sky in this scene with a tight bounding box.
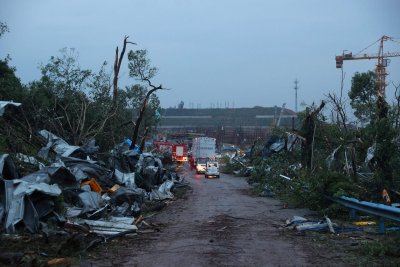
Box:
[1,0,400,110]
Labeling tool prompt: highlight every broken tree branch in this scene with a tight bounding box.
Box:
[112,36,136,110]
[129,86,165,150]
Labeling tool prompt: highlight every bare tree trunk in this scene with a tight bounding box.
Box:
[350,143,358,181]
[139,127,149,152]
[327,68,347,130]
[374,81,394,200]
[112,36,136,110]
[328,93,347,131]
[301,101,325,168]
[129,85,163,150]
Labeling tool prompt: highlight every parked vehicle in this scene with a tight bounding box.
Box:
[205,161,220,178]
[192,137,216,159]
[192,137,216,173]
[172,144,188,162]
[153,141,172,154]
[195,157,208,174]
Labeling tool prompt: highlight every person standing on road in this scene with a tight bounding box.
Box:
[189,156,195,171]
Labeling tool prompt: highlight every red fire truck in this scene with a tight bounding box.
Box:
[153,141,172,154]
[172,144,188,162]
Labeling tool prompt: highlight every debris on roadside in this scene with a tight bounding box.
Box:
[0,129,189,252]
[285,215,364,234]
[286,216,337,233]
[0,101,22,116]
[259,185,275,198]
[352,221,376,226]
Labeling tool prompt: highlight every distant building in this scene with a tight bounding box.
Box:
[157,106,298,146]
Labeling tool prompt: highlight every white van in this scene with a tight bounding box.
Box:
[195,157,208,174]
[205,161,220,178]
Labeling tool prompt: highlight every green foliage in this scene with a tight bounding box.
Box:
[0,21,9,38]
[360,235,400,257]
[128,49,157,81]
[0,57,26,102]
[126,49,163,149]
[247,146,362,216]
[348,71,377,124]
[40,48,92,97]
[0,44,164,154]
[221,160,242,174]
[125,84,161,126]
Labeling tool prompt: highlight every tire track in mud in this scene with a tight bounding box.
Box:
[81,167,315,266]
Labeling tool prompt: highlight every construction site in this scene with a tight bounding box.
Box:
[157,105,297,146]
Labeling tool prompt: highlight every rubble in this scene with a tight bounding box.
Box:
[286,215,335,232]
[38,130,83,159]
[285,215,364,234]
[0,130,188,241]
[78,216,137,235]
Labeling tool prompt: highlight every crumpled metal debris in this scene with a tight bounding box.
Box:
[61,157,113,187]
[0,154,19,179]
[114,169,137,188]
[270,139,285,152]
[79,216,137,235]
[79,191,103,213]
[149,180,175,200]
[110,187,145,206]
[286,132,303,152]
[0,101,21,116]
[38,130,82,159]
[2,178,61,233]
[365,143,376,163]
[16,153,45,169]
[325,145,342,169]
[286,215,337,233]
[0,130,185,237]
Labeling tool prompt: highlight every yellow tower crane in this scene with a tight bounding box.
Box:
[335,35,400,99]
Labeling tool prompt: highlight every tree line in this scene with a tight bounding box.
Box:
[1,22,163,154]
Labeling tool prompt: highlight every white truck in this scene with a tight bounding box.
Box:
[191,137,216,173]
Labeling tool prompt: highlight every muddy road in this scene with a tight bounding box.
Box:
[83,166,333,267]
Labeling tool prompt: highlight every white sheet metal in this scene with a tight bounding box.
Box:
[114,169,137,188]
[149,180,174,200]
[0,101,21,116]
[16,153,45,169]
[79,191,103,213]
[13,181,61,197]
[38,130,81,159]
[81,216,137,235]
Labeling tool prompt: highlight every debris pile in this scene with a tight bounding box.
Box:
[0,130,188,240]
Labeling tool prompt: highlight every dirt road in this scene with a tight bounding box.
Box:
[84,167,326,267]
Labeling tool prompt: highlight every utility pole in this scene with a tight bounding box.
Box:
[294,79,299,113]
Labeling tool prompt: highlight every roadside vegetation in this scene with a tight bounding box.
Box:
[223,71,400,213]
[221,70,400,263]
[1,23,163,158]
